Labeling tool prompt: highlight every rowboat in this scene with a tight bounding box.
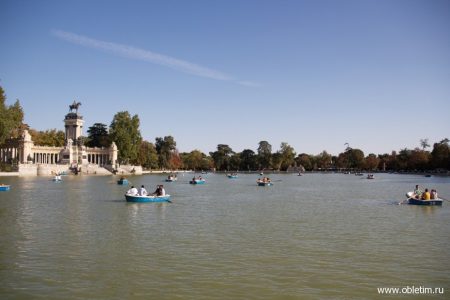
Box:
[0,184,11,191]
[405,191,443,206]
[227,174,238,179]
[190,179,205,184]
[125,194,171,203]
[257,181,273,186]
[52,176,62,182]
[117,178,128,185]
[165,175,177,182]
[408,198,442,206]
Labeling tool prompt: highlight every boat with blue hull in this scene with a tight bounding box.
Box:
[190,179,205,184]
[227,174,238,179]
[125,194,171,203]
[165,175,177,182]
[117,178,129,185]
[408,198,442,206]
[52,175,62,182]
[0,184,11,191]
[257,181,273,186]
[405,191,443,206]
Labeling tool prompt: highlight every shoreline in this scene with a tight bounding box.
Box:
[2,170,449,177]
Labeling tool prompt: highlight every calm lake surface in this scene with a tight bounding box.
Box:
[1,173,449,299]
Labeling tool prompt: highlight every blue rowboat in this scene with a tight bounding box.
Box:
[165,176,177,182]
[408,198,442,206]
[0,184,11,191]
[52,176,62,182]
[257,181,273,186]
[405,191,443,206]
[227,174,238,179]
[190,179,205,184]
[117,179,128,185]
[125,194,171,203]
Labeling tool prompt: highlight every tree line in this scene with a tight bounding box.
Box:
[1,85,449,172]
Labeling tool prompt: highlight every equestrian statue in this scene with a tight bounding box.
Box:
[69,101,81,113]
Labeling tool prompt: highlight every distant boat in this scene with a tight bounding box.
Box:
[227,173,238,179]
[425,174,432,178]
[125,194,171,203]
[0,184,11,191]
[405,191,443,206]
[165,175,178,182]
[190,179,205,184]
[52,175,63,182]
[117,178,128,185]
[257,178,272,186]
[366,174,374,179]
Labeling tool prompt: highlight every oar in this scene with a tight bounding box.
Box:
[439,196,450,202]
[398,198,410,205]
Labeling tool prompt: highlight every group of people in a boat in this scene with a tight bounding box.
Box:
[167,174,177,181]
[126,184,166,196]
[413,185,439,200]
[192,176,204,181]
[257,177,271,183]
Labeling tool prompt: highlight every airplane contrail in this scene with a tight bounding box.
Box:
[51,29,236,82]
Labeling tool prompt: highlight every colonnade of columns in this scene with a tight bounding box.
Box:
[0,147,20,163]
[33,152,60,164]
[87,153,110,166]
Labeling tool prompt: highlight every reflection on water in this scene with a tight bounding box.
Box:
[1,173,449,299]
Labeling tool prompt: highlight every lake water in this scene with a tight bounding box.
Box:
[1,173,449,299]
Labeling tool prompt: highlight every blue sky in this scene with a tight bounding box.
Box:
[1,0,449,156]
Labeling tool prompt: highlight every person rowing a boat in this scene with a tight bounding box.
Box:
[413,185,422,199]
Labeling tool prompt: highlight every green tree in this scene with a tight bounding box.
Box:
[155,136,177,169]
[109,111,142,164]
[315,150,332,170]
[229,153,241,171]
[296,153,312,171]
[0,86,24,144]
[182,150,206,171]
[408,148,430,171]
[365,153,380,171]
[29,129,65,147]
[257,141,272,170]
[271,152,283,171]
[240,149,257,171]
[279,142,296,171]
[87,123,111,148]
[397,148,411,170]
[431,139,449,170]
[210,144,234,171]
[346,148,365,170]
[137,141,159,169]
